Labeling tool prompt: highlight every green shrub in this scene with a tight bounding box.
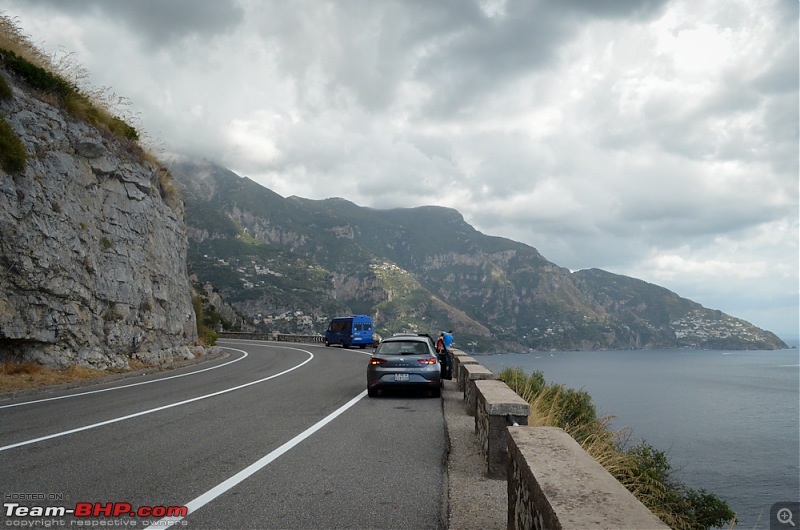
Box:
[501,367,546,401]
[0,114,26,172]
[108,115,139,141]
[193,294,218,346]
[625,441,736,529]
[683,488,736,529]
[0,48,74,98]
[198,324,219,346]
[0,74,11,100]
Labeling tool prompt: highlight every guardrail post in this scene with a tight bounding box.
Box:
[463,364,496,415]
[474,379,530,479]
[454,355,479,391]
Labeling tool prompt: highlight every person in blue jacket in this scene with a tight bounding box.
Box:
[443,330,454,351]
[438,330,454,380]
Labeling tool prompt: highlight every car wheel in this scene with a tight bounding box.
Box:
[431,387,441,398]
[368,387,378,397]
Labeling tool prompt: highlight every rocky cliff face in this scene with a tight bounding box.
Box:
[0,69,197,369]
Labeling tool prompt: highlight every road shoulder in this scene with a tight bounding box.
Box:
[442,378,506,530]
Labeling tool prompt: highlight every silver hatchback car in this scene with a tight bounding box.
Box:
[367,335,442,398]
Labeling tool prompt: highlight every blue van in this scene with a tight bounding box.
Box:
[324,315,375,349]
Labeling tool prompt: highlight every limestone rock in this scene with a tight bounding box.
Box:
[0,69,197,369]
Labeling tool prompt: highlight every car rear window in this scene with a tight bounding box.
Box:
[377,341,429,355]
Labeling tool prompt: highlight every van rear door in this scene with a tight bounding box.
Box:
[351,317,374,348]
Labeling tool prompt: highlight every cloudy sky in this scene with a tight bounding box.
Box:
[4,0,798,338]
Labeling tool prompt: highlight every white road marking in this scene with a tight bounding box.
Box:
[155,389,368,527]
[0,347,313,453]
[0,348,248,410]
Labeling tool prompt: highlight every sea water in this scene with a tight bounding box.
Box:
[474,347,800,528]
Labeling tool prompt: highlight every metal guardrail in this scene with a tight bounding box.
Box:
[217,331,324,344]
[276,333,324,344]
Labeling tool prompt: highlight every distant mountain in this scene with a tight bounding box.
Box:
[170,158,787,353]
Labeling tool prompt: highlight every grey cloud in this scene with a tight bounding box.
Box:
[413,3,573,118]
[761,93,800,176]
[752,42,799,96]
[11,0,244,45]
[554,0,671,20]
[230,0,673,119]
[410,0,671,118]
[245,0,575,117]
[241,0,461,114]
[733,6,798,99]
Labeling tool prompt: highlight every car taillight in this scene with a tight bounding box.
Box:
[370,358,387,365]
[417,358,437,365]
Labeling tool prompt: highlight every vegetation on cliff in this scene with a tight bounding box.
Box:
[500,367,736,529]
[0,67,26,173]
[0,15,136,137]
[0,14,182,213]
[192,293,219,346]
[0,113,26,172]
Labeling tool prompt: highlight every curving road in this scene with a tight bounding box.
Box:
[0,339,448,529]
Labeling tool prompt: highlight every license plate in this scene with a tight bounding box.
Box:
[394,373,409,381]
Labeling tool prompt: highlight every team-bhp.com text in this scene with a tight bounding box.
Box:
[4,502,188,527]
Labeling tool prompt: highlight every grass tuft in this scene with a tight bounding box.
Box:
[1,361,104,393]
[0,113,27,172]
[1,361,42,376]
[0,73,11,100]
[0,359,157,394]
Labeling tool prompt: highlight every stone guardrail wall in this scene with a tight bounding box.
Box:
[474,379,530,479]
[455,355,478,391]
[507,426,669,529]
[461,363,496,414]
[458,354,669,529]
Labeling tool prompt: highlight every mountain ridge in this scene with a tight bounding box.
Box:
[171,157,787,353]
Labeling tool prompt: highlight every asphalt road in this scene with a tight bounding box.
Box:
[0,339,448,529]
